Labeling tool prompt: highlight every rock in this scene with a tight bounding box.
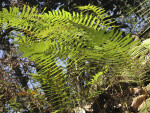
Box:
[73,107,86,113]
[131,95,147,111]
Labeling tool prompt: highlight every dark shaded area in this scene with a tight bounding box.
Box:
[92,82,132,113]
[0,0,145,13]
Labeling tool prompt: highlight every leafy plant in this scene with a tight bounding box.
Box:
[0,4,149,112]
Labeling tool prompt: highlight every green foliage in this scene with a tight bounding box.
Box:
[88,66,108,85]
[139,100,150,113]
[0,4,148,112]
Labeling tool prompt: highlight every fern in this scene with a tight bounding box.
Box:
[0,4,145,112]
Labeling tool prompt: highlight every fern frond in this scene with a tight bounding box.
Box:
[77,4,119,28]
